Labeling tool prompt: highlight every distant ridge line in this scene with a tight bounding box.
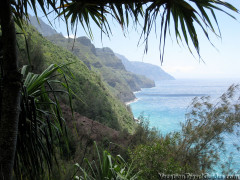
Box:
[115,53,175,81]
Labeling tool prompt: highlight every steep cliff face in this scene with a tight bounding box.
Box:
[17,24,136,133]
[77,36,97,55]
[95,47,126,70]
[116,53,175,81]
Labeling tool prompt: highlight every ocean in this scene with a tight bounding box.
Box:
[129,79,240,174]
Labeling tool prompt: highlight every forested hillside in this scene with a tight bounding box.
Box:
[16,24,136,132]
[47,35,155,102]
[29,15,155,102]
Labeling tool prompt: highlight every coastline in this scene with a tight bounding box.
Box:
[125,89,142,105]
[133,90,141,94]
[125,98,139,105]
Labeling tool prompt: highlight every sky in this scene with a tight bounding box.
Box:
[38,1,240,79]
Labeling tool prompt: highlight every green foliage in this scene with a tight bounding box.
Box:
[130,115,159,146]
[129,137,183,180]
[129,85,240,179]
[180,84,240,173]
[17,34,45,74]
[129,120,184,180]
[74,142,139,180]
[4,0,239,179]
[16,24,136,133]
[47,35,154,102]
[14,63,72,179]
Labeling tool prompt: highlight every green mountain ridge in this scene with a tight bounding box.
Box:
[47,34,155,102]
[115,53,175,81]
[17,23,136,133]
[28,16,155,102]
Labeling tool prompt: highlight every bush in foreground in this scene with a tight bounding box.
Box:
[129,85,240,179]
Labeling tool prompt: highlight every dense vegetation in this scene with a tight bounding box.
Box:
[1,0,238,179]
[128,86,240,179]
[12,21,240,180]
[68,85,240,179]
[16,24,136,133]
[46,34,155,102]
[29,15,155,103]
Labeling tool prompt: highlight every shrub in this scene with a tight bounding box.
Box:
[129,85,240,179]
[73,142,140,180]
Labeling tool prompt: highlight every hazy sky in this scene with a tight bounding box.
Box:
[39,0,240,79]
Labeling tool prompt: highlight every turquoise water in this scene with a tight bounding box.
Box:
[130,79,240,173]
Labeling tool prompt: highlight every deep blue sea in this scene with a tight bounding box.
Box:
[130,79,240,174]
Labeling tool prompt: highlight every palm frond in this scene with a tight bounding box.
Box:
[74,141,140,180]
[11,0,238,62]
[14,63,73,179]
[141,0,238,63]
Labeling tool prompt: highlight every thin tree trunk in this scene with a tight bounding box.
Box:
[0,0,22,179]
